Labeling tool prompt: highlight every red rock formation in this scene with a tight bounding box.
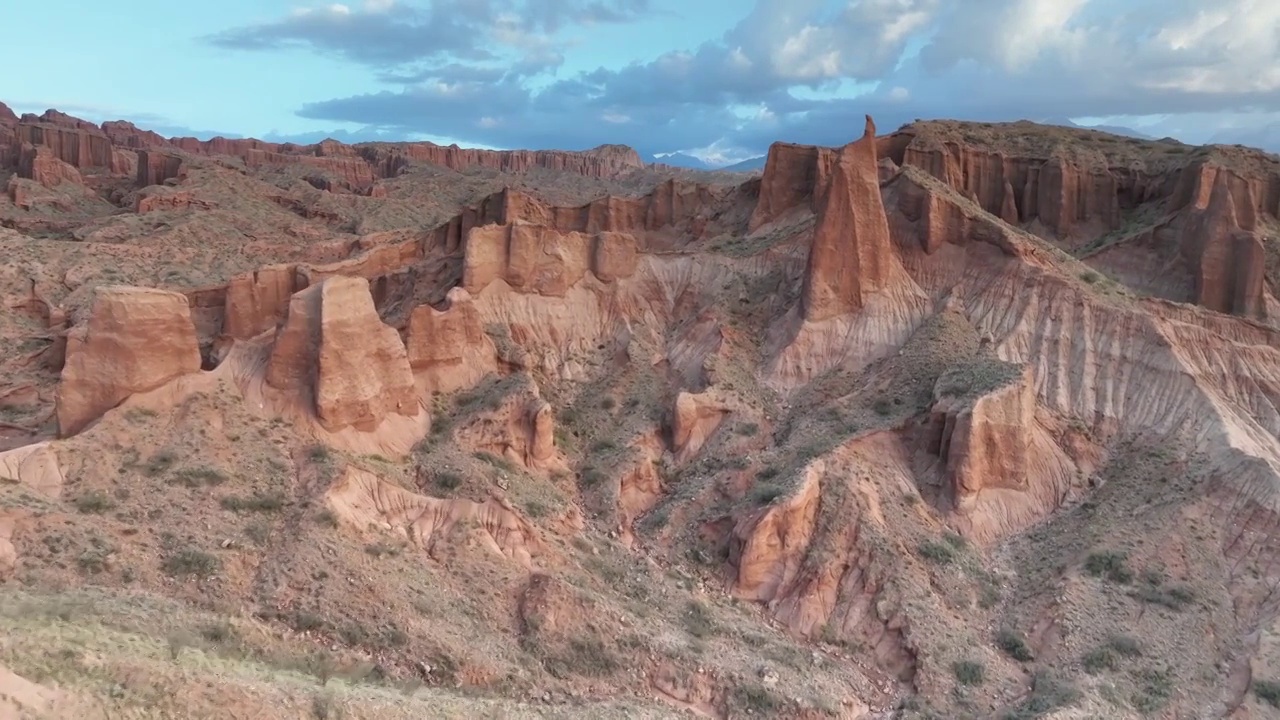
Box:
[1180,170,1268,318]
[671,391,728,463]
[17,145,83,187]
[885,124,1182,237]
[135,188,215,214]
[404,287,498,394]
[749,143,839,231]
[56,286,203,436]
[0,102,16,124]
[223,265,300,340]
[135,150,184,187]
[100,120,169,150]
[927,364,1034,508]
[800,116,896,321]
[463,223,641,296]
[888,167,1028,260]
[265,276,418,431]
[13,121,114,170]
[592,231,639,282]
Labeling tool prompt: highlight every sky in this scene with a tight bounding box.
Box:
[4,0,1280,165]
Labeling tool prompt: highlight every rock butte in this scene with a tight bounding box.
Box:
[4,102,1280,718]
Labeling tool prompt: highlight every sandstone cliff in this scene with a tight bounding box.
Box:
[56,286,202,436]
[265,276,418,431]
[801,116,897,321]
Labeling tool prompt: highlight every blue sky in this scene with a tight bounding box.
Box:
[5,0,1280,163]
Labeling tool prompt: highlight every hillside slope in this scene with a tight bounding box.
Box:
[3,106,1280,718]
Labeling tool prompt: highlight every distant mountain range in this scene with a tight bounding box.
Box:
[647,152,714,170]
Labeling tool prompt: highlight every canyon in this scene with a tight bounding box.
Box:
[2,100,1280,719]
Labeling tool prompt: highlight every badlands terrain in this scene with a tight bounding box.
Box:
[2,100,1280,719]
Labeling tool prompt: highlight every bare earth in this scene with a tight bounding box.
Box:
[4,103,1280,720]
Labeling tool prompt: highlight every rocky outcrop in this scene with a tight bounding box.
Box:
[0,443,65,498]
[884,121,1172,237]
[326,468,541,566]
[450,381,565,473]
[16,145,83,187]
[12,120,114,171]
[265,276,418,432]
[926,362,1034,508]
[56,287,202,436]
[1177,168,1270,319]
[135,150,184,187]
[134,188,215,214]
[462,222,639,296]
[891,168,1023,257]
[800,116,897,322]
[671,391,728,463]
[223,265,300,340]
[404,288,498,394]
[749,143,839,231]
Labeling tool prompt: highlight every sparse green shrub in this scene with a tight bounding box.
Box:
[580,466,606,487]
[76,548,111,574]
[1253,679,1280,709]
[289,612,327,633]
[943,531,967,549]
[311,691,342,719]
[952,660,985,686]
[683,600,717,638]
[525,501,548,518]
[996,628,1033,661]
[735,422,760,436]
[919,541,957,565]
[599,397,616,411]
[315,509,340,527]
[72,491,116,514]
[1131,667,1174,713]
[756,465,780,481]
[220,491,287,513]
[539,637,620,678]
[308,445,331,463]
[872,399,892,416]
[172,466,229,487]
[730,684,785,713]
[1081,270,1101,284]
[200,620,236,644]
[751,483,785,505]
[1082,647,1118,674]
[144,449,179,476]
[1134,583,1195,610]
[1083,551,1132,583]
[1003,671,1081,719]
[474,451,516,473]
[162,547,220,577]
[590,439,617,453]
[245,520,271,545]
[364,541,402,558]
[429,414,453,438]
[436,471,463,490]
[1108,634,1142,657]
[977,572,1002,609]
